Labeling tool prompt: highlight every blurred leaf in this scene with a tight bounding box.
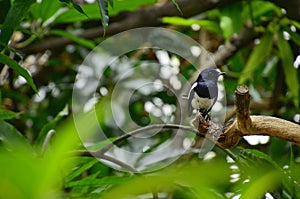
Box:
[53,0,156,24]
[238,32,273,84]
[0,117,79,198]
[238,148,281,170]
[289,30,300,46]
[85,137,118,151]
[162,17,222,34]
[0,53,37,92]
[240,170,281,199]
[220,3,243,35]
[49,30,96,49]
[0,0,35,51]
[36,105,69,148]
[108,0,114,7]
[278,32,299,107]
[249,1,280,21]
[0,150,41,198]
[288,146,300,198]
[96,0,109,33]
[0,109,18,121]
[100,160,230,199]
[0,0,11,23]
[220,15,233,40]
[66,176,133,188]
[65,158,99,182]
[29,0,62,25]
[0,121,32,152]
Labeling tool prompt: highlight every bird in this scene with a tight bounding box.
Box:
[187,68,225,119]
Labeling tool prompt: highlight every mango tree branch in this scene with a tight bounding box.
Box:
[198,85,300,148]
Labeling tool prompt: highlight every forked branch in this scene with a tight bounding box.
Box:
[195,85,300,148]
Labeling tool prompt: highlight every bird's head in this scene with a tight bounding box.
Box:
[197,68,226,82]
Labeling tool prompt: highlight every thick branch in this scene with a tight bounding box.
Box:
[20,0,239,54]
[196,85,300,148]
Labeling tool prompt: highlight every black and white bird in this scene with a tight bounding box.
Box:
[187,68,225,119]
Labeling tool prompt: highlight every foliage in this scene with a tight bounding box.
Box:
[0,0,300,199]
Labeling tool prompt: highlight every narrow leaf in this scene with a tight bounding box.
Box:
[278,32,299,107]
[66,176,133,188]
[36,105,69,147]
[0,109,18,121]
[0,53,37,92]
[162,17,222,34]
[108,0,114,8]
[49,30,95,49]
[59,0,88,17]
[65,158,99,182]
[72,3,88,17]
[0,0,11,24]
[238,32,273,84]
[96,0,109,33]
[0,121,32,152]
[0,0,36,51]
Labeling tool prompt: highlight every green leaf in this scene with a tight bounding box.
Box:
[96,0,109,33]
[59,0,87,17]
[85,137,118,151]
[100,160,230,199]
[53,0,156,25]
[66,176,134,188]
[220,16,233,41]
[108,0,114,7]
[0,53,37,92]
[278,32,299,107]
[239,148,281,170]
[162,17,222,34]
[0,109,18,121]
[240,170,281,199]
[0,121,32,152]
[0,0,36,51]
[36,105,69,147]
[65,158,99,182]
[289,30,300,46]
[238,32,274,84]
[0,0,11,24]
[49,30,96,49]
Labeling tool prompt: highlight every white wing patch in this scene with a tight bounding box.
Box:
[187,82,197,99]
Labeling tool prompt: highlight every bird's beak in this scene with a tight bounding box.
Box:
[218,72,226,76]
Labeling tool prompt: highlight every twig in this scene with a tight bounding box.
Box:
[73,124,198,173]
[98,154,138,173]
[95,124,199,156]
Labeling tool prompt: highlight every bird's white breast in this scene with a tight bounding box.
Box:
[191,94,214,110]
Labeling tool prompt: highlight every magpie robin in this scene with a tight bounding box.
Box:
[187,68,225,119]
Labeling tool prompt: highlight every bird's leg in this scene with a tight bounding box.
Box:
[192,112,205,127]
[205,114,211,121]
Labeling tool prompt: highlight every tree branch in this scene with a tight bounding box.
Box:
[94,124,199,156]
[74,124,199,172]
[196,85,300,148]
[20,0,239,54]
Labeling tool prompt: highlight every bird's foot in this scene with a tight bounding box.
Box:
[204,114,211,121]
